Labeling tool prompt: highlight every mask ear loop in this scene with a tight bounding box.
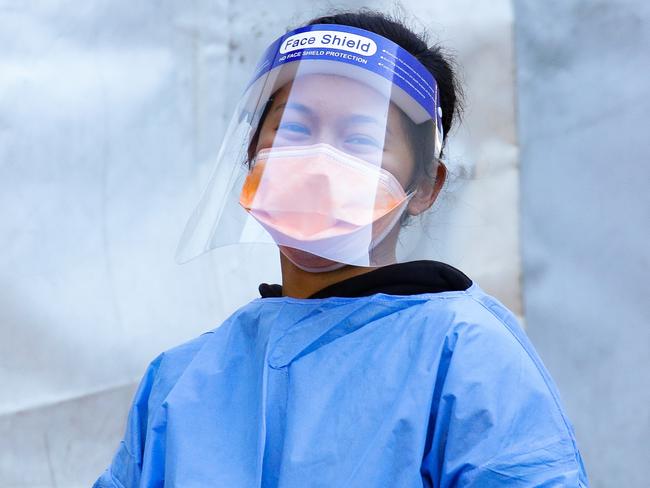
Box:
[403,159,440,200]
[400,150,444,226]
[404,188,418,200]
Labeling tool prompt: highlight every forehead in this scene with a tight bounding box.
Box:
[272,73,392,118]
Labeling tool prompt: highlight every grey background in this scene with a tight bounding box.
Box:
[0,1,521,486]
[515,1,650,487]
[0,0,648,486]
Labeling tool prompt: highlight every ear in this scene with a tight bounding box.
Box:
[406,162,447,216]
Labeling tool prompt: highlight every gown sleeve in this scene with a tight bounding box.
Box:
[92,355,163,488]
[421,299,589,487]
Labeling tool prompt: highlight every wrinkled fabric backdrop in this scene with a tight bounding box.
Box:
[0,1,647,487]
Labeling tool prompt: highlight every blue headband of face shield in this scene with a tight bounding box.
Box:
[240,23,445,158]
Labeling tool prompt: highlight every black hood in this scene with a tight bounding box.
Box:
[258,260,472,299]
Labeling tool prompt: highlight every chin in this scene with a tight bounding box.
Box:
[279,246,347,273]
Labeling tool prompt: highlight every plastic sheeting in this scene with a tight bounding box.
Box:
[0,1,518,486]
[515,1,650,486]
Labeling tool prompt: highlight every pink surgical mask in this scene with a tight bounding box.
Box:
[239,143,414,271]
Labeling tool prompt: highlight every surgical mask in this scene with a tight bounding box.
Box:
[238,143,414,271]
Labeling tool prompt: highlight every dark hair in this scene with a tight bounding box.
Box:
[247,10,463,192]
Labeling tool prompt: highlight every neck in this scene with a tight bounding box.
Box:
[279,251,374,298]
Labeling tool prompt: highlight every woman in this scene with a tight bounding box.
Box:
[95,11,589,487]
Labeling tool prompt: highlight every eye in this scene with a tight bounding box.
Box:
[345,134,381,148]
[277,122,311,135]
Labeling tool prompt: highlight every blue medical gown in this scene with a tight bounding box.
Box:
[94,284,589,487]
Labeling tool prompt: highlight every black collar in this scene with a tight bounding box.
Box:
[258,260,472,299]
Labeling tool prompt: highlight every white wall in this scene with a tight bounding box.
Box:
[0,1,518,486]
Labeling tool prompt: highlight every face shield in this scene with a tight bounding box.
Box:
[176,24,444,271]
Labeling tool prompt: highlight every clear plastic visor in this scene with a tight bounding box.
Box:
[176,59,441,270]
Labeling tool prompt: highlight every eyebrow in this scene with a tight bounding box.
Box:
[345,114,383,127]
[273,101,312,115]
[345,114,393,137]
